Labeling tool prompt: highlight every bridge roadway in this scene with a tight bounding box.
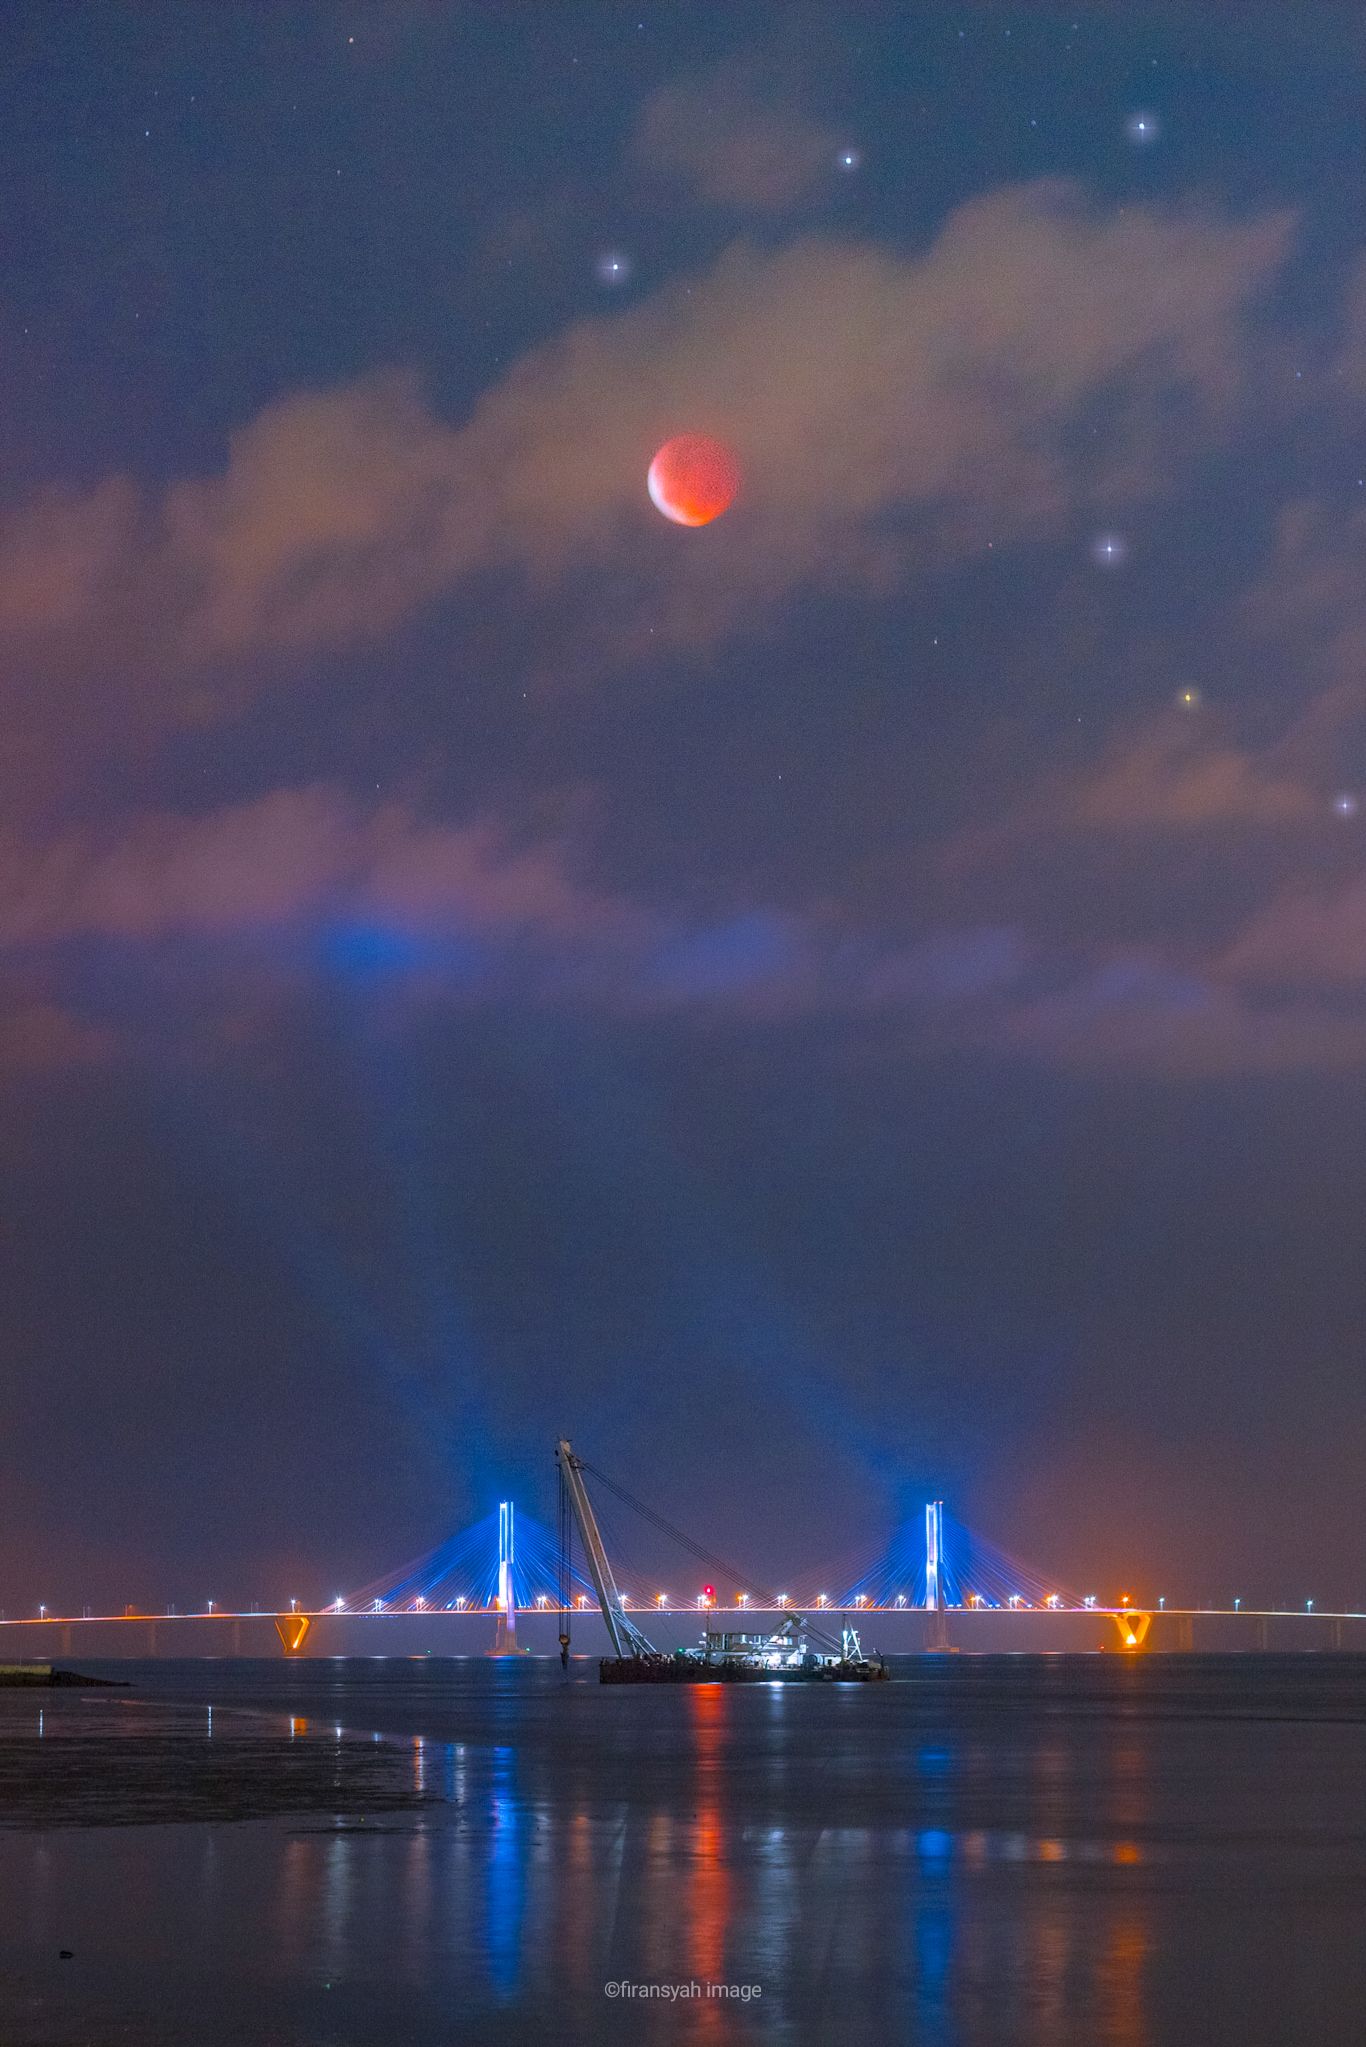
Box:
[2,1604,1363,1659]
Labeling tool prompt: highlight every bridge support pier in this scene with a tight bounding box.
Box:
[60,1625,72,1658]
[1255,1615,1269,1651]
[274,1613,312,1656]
[231,1620,243,1655]
[1110,1611,1153,1652]
[1331,1617,1344,1651]
[147,1621,158,1656]
[1176,1614,1194,1652]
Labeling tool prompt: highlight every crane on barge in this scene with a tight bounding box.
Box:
[555,1438,887,1683]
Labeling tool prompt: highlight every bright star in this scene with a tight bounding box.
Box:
[595,250,631,286]
[837,148,862,172]
[1333,792,1359,819]
[1176,687,1202,710]
[1092,532,1128,566]
[1126,110,1161,144]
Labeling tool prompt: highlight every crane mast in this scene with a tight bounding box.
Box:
[556,1438,656,1658]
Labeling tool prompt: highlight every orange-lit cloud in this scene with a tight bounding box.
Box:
[7,769,1366,1081]
[0,786,636,952]
[0,184,1295,767]
[1220,874,1366,988]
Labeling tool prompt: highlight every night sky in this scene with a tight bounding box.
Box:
[3,2,1366,1616]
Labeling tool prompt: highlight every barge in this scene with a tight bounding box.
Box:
[556,1438,889,1684]
[601,1647,889,1684]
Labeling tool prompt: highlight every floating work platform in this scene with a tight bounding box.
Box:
[556,1438,892,1687]
[600,1652,889,1685]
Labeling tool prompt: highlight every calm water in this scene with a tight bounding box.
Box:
[0,1654,1364,2044]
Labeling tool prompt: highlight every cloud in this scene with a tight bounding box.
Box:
[1237,501,1366,765]
[952,720,1322,864]
[8,776,1366,1080]
[0,781,1041,1066]
[0,1002,111,1074]
[0,786,637,952]
[997,952,1366,1077]
[0,183,1295,772]
[1220,873,1366,988]
[1070,729,1316,831]
[0,780,1003,1003]
[630,52,844,212]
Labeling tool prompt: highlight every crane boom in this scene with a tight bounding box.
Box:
[556,1439,656,1658]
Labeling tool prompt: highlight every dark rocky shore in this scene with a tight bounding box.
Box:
[0,1665,119,1688]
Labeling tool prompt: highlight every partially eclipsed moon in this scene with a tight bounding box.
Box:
[647,434,741,527]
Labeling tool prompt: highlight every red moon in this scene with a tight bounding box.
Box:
[647,434,741,527]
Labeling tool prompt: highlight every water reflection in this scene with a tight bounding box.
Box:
[1,1658,1363,2044]
[684,1683,731,2013]
[485,1745,524,1999]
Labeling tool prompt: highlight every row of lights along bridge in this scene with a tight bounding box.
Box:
[23,1593,1328,1621]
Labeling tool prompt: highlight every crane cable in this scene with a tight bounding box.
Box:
[579,1460,842,1655]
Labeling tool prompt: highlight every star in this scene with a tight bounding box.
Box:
[1176,686,1202,710]
[837,148,862,172]
[1091,532,1128,566]
[1333,792,1359,819]
[595,251,632,286]
[1126,110,1161,144]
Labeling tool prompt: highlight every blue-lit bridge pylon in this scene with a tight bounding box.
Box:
[492,1501,522,1656]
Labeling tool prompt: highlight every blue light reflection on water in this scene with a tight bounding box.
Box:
[485,1745,524,2000]
[0,1657,1365,2045]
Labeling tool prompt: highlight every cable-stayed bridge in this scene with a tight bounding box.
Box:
[3,1469,1362,1659]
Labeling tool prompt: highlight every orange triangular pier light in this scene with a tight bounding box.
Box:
[1111,1609,1153,1651]
[274,1611,312,1655]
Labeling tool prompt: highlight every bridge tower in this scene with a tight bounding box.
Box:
[925,1499,949,1650]
[492,1500,520,1654]
[924,1500,944,1611]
